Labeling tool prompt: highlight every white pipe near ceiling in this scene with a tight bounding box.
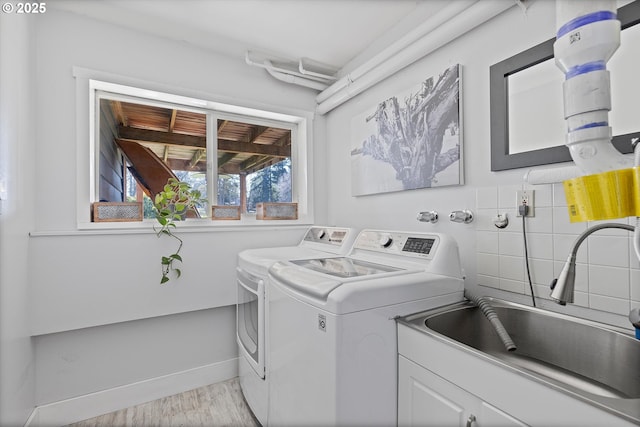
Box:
[316,0,518,115]
[316,0,476,104]
[523,165,581,184]
[298,58,338,81]
[263,60,330,91]
[245,51,332,84]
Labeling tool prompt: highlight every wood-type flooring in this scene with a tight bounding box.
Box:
[66,378,260,427]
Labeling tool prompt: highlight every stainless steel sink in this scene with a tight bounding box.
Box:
[400,298,640,423]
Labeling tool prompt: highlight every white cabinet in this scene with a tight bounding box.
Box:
[399,356,526,427]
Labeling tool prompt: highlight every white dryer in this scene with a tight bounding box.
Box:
[236,226,357,425]
[267,229,465,426]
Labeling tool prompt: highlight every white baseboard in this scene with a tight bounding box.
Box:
[27,357,238,427]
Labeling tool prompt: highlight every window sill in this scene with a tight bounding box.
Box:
[29,217,313,237]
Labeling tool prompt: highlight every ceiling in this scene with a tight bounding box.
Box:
[48,0,447,72]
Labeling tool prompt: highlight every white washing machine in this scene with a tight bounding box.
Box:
[267,229,465,426]
[236,226,357,425]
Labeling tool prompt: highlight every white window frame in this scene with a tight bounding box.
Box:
[74,68,313,230]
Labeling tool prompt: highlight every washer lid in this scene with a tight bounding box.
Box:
[269,258,412,301]
[290,257,401,278]
[269,261,344,300]
[238,246,329,276]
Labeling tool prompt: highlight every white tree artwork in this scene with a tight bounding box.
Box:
[351,64,462,196]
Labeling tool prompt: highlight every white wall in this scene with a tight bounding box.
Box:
[27,7,324,414]
[324,1,637,329]
[0,11,37,426]
[29,229,304,335]
[34,306,237,405]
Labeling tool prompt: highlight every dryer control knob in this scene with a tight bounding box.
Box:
[315,229,326,239]
[379,235,393,248]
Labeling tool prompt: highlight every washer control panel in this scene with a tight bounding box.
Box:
[353,230,440,259]
[303,226,352,246]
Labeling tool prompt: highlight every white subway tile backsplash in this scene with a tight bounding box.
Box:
[631,269,640,302]
[629,239,640,270]
[476,183,635,319]
[499,256,524,282]
[526,233,553,260]
[524,207,553,233]
[531,184,553,207]
[552,183,567,207]
[477,274,500,289]
[588,235,629,268]
[574,277,589,294]
[589,265,629,299]
[476,231,498,254]
[529,283,549,300]
[500,278,525,294]
[499,232,523,257]
[528,258,554,286]
[573,291,590,308]
[552,206,588,235]
[477,253,500,277]
[589,294,630,315]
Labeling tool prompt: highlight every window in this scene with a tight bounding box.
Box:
[97,96,208,218]
[215,118,293,214]
[87,79,308,225]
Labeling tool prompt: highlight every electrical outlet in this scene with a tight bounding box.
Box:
[516,190,535,217]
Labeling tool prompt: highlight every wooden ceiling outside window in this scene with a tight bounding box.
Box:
[110,100,292,176]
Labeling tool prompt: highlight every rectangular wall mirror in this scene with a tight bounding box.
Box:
[490,1,640,171]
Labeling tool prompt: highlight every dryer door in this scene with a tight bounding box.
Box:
[236,268,265,378]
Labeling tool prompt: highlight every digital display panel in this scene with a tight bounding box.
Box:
[329,230,346,242]
[402,238,435,255]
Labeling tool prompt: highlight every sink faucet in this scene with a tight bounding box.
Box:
[550,223,634,305]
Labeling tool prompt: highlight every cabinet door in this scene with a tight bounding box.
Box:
[399,356,473,427]
[479,401,528,426]
[398,356,527,427]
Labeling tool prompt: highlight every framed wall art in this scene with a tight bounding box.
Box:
[351,64,463,196]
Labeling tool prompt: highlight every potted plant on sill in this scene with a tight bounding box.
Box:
[153,177,206,284]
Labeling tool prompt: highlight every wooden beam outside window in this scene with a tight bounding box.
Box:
[119,126,205,148]
[168,109,178,133]
[189,149,206,169]
[118,125,290,157]
[240,173,247,214]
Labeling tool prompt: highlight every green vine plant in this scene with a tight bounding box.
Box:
[153,178,206,284]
